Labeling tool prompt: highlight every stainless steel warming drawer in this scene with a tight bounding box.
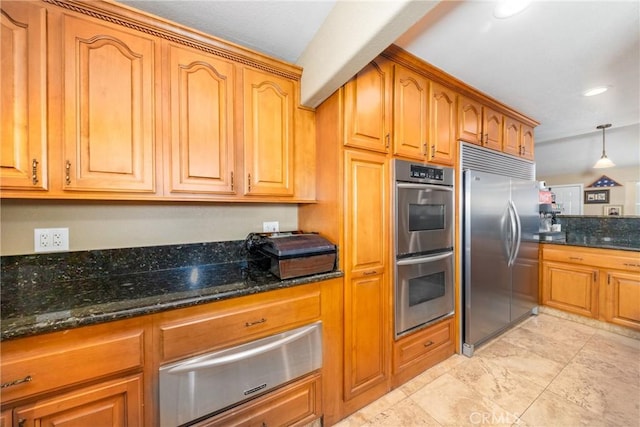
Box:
[159,321,322,426]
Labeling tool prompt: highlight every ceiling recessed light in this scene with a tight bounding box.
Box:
[494,0,532,19]
[583,86,608,97]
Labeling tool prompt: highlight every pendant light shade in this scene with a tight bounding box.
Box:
[593,124,615,169]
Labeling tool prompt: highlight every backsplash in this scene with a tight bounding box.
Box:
[556,215,640,249]
[1,240,262,288]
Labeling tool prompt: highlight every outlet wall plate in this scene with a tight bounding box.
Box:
[35,228,69,252]
[262,221,279,233]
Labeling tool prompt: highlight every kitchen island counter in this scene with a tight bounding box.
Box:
[1,241,342,341]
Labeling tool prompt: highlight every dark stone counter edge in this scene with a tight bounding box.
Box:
[0,270,344,342]
[540,240,640,252]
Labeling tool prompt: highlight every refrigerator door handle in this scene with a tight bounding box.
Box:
[508,200,522,267]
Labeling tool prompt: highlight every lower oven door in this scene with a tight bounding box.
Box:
[159,322,322,427]
[395,251,454,338]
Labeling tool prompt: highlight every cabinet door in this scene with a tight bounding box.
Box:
[393,64,428,160]
[429,82,456,166]
[0,410,10,427]
[166,43,236,195]
[1,1,48,191]
[242,67,294,197]
[603,270,640,330]
[520,124,535,160]
[60,13,156,192]
[502,116,521,156]
[482,107,503,151]
[458,96,482,145]
[343,150,389,401]
[14,375,142,427]
[343,60,391,153]
[542,262,599,318]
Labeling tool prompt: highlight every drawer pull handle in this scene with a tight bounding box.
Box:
[32,159,39,185]
[1,375,32,389]
[623,263,640,268]
[245,318,266,327]
[569,257,583,261]
[424,340,434,347]
[363,270,378,276]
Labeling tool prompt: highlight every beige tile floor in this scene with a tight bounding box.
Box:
[334,311,640,427]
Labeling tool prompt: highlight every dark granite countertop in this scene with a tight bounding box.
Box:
[540,235,639,252]
[1,244,343,341]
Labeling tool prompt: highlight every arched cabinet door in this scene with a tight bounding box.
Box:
[0,1,48,191]
[60,13,156,193]
[393,64,429,160]
[429,82,457,166]
[166,42,236,195]
[242,67,295,197]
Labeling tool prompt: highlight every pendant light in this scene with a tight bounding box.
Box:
[593,124,615,169]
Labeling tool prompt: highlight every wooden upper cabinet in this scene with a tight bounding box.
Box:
[458,96,483,145]
[482,106,503,151]
[520,124,535,160]
[1,1,48,191]
[429,82,457,166]
[393,64,429,160]
[502,116,521,156]
[60,13,156,193]
[343,60,391,153]
[165,43,236,195]
[242,67,295,197]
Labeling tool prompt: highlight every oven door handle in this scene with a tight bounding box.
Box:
[396,182,453,192]
[396,251,453,266]
[163,323,320,374]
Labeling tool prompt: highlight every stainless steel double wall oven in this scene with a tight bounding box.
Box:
[394,159,455,338]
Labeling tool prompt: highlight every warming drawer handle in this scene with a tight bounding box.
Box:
[1,375,32,389]
[245,318,267,327]
[396,251,453,266]
[165,323,320,374]
[396,183,453,192]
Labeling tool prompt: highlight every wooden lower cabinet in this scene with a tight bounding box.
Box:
[541,244,640,331]
[195,373,321,427]
[392,317,455,388]
[13,375,142,427]
[602,270,640,330]
[541,261,599,318]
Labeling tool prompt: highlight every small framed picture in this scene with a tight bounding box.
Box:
[584,189,610,204]
[603,205,623,216]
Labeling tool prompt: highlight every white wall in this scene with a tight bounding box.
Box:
[0,200,298,256]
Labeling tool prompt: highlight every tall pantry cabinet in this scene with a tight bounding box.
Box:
[299,58,392,424]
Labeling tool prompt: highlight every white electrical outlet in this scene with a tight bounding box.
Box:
[35,228,69,252]
[262,221,279,233]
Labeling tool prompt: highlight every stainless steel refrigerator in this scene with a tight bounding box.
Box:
[461,147,539,357]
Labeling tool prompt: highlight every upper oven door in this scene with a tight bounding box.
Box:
[396,182,454,257]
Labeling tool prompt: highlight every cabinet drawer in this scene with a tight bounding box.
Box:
[542,245,640,271]
[394,318,453,373]
[159,286,322,362]
[195,373,321,427]
[1,324,144,404]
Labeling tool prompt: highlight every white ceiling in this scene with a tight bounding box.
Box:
[120,0,640,170]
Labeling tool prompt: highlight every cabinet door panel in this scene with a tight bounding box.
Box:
[62,15,155,192]
[542,262,598,318]
[344,151,387,273]
[520,124,535,160]
[1,1,48,190]
[429,82,456,165]
[458,96,483,145]
[167,44,235,194]
[393,65,428,160]
[344,273,387,399]
[243,67,294,196]
[14,375,142,427]
[502,116,520,156]
[482,107,503,151]
[605,271,640,330]
[343,60,390,153]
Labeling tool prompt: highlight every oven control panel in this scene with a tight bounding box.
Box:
[395,159,454,186]
[410,165,444,181]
